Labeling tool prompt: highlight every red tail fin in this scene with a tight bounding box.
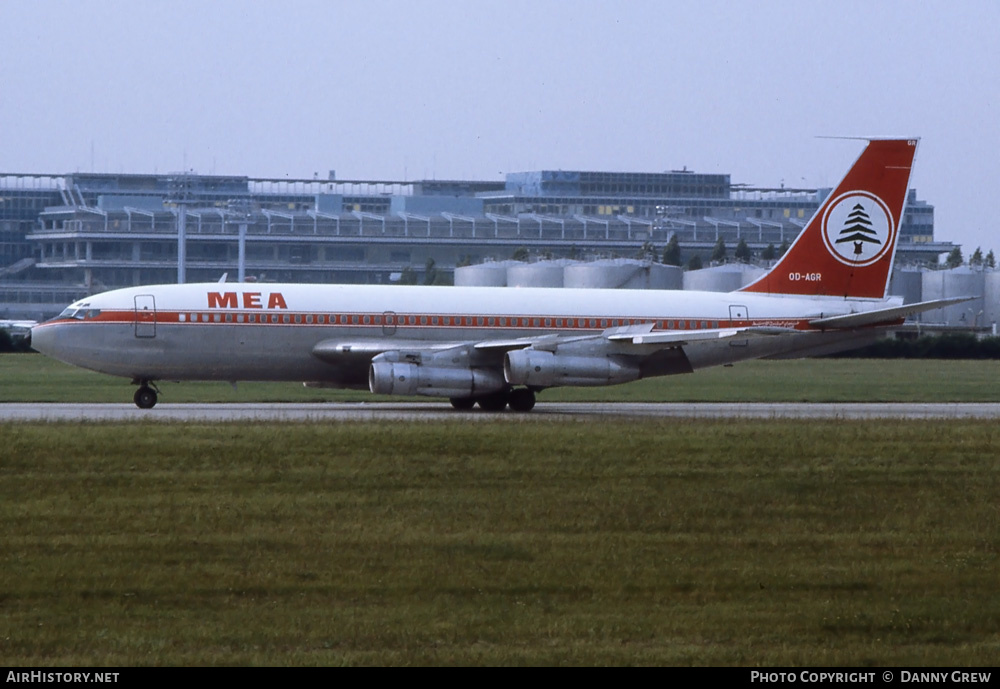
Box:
[740,138,918,299]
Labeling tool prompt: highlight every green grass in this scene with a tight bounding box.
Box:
[2,420,999,665]
[4,353,1000,403]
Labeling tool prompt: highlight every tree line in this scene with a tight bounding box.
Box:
[944,246,996,269]
[830,333,1000,359]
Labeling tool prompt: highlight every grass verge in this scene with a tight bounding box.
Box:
[2,419,998,665]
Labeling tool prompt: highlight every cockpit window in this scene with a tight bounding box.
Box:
[56,307,100,320]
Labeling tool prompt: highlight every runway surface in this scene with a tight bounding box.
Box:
[2,402,1000,422]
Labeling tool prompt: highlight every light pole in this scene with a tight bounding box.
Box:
[167,174,195,284]
[228,198,254,283]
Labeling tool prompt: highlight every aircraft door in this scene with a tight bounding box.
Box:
[729,304,748,347]
[729,304,749,323]
[382,311,397,336]
[134,295,157,338]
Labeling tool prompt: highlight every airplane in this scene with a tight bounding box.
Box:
[0,320,37,347]
[1,320,37,335]
[30,138,971,411]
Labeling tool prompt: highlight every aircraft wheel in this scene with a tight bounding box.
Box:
[134,386,158,410]
[476,391,509,412]
[508,388,536,412]
[449,397,476,410]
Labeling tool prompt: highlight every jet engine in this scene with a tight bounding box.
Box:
[504,348,639,387]
[369,356,506,398]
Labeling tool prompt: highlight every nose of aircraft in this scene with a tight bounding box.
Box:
[30,318,125,376]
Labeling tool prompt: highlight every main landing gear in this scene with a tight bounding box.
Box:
[132,380,159,409]
[449,387,536,413]
[508,388,536,412]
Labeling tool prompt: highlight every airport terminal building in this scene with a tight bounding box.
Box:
[0,164,949,320]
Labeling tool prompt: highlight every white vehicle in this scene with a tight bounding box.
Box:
[31,139,966,410]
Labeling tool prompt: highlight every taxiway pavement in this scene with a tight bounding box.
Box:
[2,402,999,422]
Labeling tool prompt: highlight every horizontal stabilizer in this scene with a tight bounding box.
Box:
[808,296,975,329]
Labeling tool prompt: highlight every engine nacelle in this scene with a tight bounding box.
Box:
[368,360,506,398]
[504,348,640,387]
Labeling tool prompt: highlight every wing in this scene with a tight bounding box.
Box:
[808,296,975,329]
[308,294,977,398]
[309,319,802,396]
[311,321,793,366]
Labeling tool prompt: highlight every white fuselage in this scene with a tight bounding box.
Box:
[31,282,890,386]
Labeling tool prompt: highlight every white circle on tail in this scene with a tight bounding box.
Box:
[821,191,895,267]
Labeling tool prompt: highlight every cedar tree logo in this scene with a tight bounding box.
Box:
[821,191,895,267]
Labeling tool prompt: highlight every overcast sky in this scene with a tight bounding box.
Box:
[1,1,997,254]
